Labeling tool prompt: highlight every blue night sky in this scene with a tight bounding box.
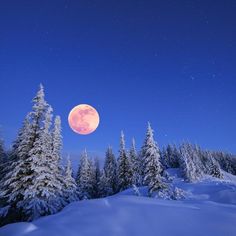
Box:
[0,0,235,157]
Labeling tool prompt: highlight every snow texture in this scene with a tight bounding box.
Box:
[1,169,235,236]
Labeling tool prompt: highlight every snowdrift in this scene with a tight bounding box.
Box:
[0,170,236,236]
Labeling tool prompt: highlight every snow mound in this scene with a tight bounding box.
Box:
[1,195,236,236]
[1,169,236,236]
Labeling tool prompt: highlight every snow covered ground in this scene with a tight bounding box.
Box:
[1,169,236,236]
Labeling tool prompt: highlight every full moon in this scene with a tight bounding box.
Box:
[68,104,100,135]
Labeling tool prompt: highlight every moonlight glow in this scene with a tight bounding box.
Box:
[68,104,100,135]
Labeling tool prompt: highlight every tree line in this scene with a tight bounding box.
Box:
[0,85,235,227]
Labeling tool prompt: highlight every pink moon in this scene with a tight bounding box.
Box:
[68,104,100,135]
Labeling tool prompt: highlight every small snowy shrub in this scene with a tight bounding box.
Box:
[173,187,186,200]
[151,184,186,200]
[132,185,141,196]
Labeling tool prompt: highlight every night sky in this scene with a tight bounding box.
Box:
[0,0,235,157]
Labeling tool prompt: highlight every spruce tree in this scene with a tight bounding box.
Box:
[92,157,101,198]
[98,170,112,198]
[160,146,169,169]
[63,157,78,203]
[179,143,199,182]
[104,146,118,194]
[51,116,65,206]
[0,137,7,180]
[141,123,164,195]
[166,144,180,168]
[19,86,63,220]
[89,158,98,198]
[0,114,35,221]
[77,150,94,199]
[206,151,223,178]
[129,138,141,186]
[1,85,64,221]
[117,131,132,191]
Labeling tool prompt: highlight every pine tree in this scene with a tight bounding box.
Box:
[179,143,199,182]
[51,116,66,206]
[89,158,99,198]
[19,87,63,220]
[117,131,132,191]
[104,146,118,194]
[98,170,112,198]
[0,114,35,221]
[0,85,64,221]
[0,137,7,180]
[52,116,62,164]
[191,144,204,178]
[161,144,180,169]
[141,123,164,195]
[167,144,180,168]
[93,157,101,198]
[206,151,223,178]
[129,138,141,186]
[77,150,94,199]
[160,146,169,169]
[63,157,78,203]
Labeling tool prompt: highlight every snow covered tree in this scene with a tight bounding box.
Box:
[104,146,118,194]
[77,150,94,199]
[18,86,64,220]
[190,144,204,178]
[214,152,236,175]
[161,144,180,169]
[0,137,5,162]
[167,144,180,168]
[129,138,141,186]
[93,157,101,198]
[0,115,33,211]
[0,113,36,223]
[51,115,66,206]
[52,116,62,164]
[89,158,99,198]
[160,146,169,170]
[98,170,112,198]
[141,123,164,195]
[63,157,78,203]
[0,137,7,180]
[205,151,223,179]
[0,85,65,221]
[179,143,201,182]
[117,131,132,191]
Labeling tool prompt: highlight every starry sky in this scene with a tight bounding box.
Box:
[0,0,235,157]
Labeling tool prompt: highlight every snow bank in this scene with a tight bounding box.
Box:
[1,169,235,236]
[1,194,236,236]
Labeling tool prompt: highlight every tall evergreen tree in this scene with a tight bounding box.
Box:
[77,150,94,199]
[205,151,223,178]
[117,131,132,191]
[141,123,164,195]
[160,146,168,170]
[63,157,78,203]
[0,136,7,180]
[98,170,111,198]
[0,85,64,221]
[179,143,199,182]
[52,116,62,164]
[0,115,33,210]
[93,157,101,198]
[89,158,99,198]
[19,86,63,220]
[166,144,180,168]
[129,138,141,186]
[51,116,65,206]
[104,146,118,194]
